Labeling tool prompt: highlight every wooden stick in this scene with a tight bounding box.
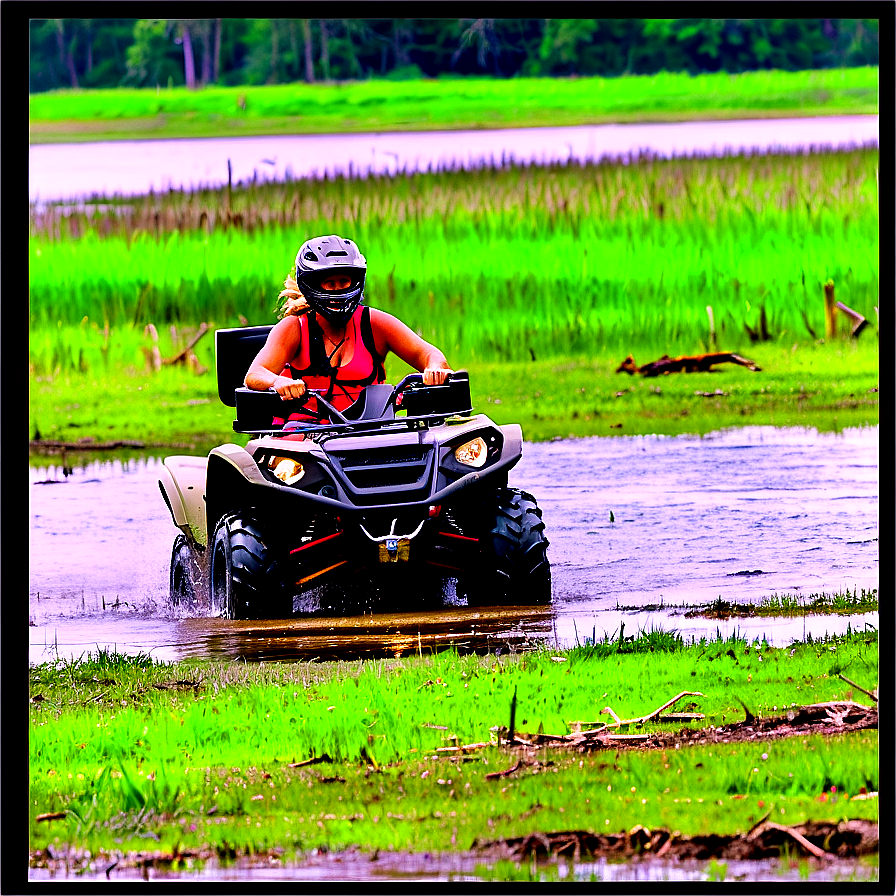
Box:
[485,759,524,780]
[762,822,835,861]
[287,753,332,768]
[601,705,623,724]
[838,674,878,703]
[36,811,68,823]
[745,809,772,837]
[824,280,837,339]
[835,301,868,337]
[637,691,704,724]
[163,322,209,365]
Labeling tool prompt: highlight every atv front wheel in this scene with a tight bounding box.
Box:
[209,514,289,619]
[462,488,551,606]
[170,534,202,607]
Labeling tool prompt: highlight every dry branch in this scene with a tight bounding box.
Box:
[163,322,210,366]
[485,759,525,780]
[35,811,68,823]
[838,674,878,703]
[755,822,835,861]
[287,753,332,768]
[587,691,705,733]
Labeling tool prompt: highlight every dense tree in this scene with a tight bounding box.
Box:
[29,17,880,93]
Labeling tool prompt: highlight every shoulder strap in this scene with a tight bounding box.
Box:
[288,312,331,379]
[359,305,386,383]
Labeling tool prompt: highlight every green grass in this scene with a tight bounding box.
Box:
[29,630,879,867]
[28,338,879,452]
[28,68,879,143]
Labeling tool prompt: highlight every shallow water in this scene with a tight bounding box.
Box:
[28,116,879,203]
[28,425,878,666]
[29,852,878,884]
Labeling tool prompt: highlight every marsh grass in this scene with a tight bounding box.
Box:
[688,589,879,619]
[28,68,879,143]
[29,631,879,863]
[30,148,879,376]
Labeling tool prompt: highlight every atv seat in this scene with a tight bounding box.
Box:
[215,325,274,407]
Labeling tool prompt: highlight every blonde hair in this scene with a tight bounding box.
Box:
[276,274,312,319]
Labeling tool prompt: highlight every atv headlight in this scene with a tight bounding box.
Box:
[454,436,487,468]
[268,455,305,485]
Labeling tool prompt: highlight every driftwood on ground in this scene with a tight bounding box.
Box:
[616,352,761,376]
[475,818,879,862]
[435,698,877,757]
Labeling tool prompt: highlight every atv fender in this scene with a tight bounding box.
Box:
[159,456,208,546]
[204,443,270,543]
[498,423,523,465]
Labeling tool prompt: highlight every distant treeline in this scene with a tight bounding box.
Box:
[30,18,879,93]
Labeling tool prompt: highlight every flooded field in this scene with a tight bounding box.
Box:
[29,116,878,204]
[28,425,878,666]
[29,852,879,884]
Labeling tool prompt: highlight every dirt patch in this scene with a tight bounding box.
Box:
[475,819,878,863]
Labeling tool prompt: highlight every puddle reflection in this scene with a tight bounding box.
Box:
[177,606,555,662]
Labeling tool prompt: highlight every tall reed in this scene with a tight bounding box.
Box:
[29,148,879,373]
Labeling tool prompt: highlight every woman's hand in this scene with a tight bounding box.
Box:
[422,367,453,386]
[271,375,307,400]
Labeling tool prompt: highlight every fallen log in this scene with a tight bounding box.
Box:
[616,352,761,377]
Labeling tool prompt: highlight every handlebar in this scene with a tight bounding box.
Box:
[243,370,469,432]
[265,387,350,424]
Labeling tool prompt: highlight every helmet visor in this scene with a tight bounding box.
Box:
[299,267,364,296]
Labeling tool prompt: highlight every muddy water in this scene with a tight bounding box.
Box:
[29,426,878,666]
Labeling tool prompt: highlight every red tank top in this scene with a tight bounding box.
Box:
[273,305,386,423]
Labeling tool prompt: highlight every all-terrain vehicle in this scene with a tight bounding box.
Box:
[159,325,551,619]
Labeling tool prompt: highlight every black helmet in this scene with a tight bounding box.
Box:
[294,234,367,324]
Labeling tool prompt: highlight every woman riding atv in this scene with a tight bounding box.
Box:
[245,234,453,424]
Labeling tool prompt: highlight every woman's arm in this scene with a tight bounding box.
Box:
[370,309,453,385]
[244,316,307,399]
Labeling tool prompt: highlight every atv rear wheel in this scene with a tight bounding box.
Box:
[461,488,551,606]
[170,534,202,607]
[209,514,290,619]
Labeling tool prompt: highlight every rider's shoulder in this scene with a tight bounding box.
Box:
[270,314,304,342]
[368,307,400,327]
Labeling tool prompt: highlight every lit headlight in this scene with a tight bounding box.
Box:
[267,455,305,485]
[454,436,487,468]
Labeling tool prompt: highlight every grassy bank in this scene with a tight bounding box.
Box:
[621,589,880,619]
[29,629,879,869]
[29,68,879,144]
[28,339,879,453]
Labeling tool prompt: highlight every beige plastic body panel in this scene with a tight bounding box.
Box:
[208,442,269,483]
[498,422,523,457]
[159,455,208,546]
